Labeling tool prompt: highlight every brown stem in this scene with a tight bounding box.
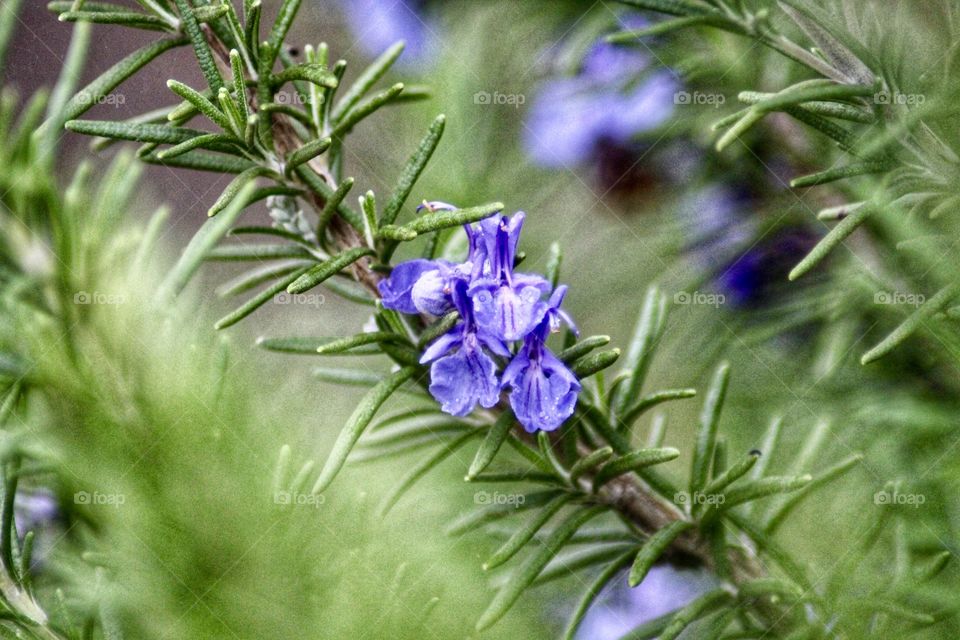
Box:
[204,28,382,296]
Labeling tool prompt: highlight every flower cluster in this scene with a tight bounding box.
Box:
[379,204,581,432]
[524,16,678,173]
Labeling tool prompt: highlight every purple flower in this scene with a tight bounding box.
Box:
[420,280,509,416]
[524,24,679,169]
[572,566,716,640]
[379,203,582,431]
[681,186,816,307]
[501,286,580,432]
[468,213,550,341]
[336,0,437,69]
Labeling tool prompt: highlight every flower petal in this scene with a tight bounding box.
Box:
[505,346,581,432]
[411,269,453,316]
[378,259,439,314]
[428,346,500,416]
[420,329,462,363]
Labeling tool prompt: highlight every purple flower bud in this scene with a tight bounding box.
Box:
[378,259,441,314]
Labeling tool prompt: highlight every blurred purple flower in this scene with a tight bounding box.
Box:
[14,490,62,574]
[336,0,437,69]
[524,31,679,170]
[574,566,715,640]
[681,186,816,307]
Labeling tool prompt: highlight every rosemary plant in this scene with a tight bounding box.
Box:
[0,0,953,638]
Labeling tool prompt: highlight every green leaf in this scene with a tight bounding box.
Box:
[58,9,169,30]
[446,490,562,536]
[257,336,377,355]
[572,348,621,379]
[216,261,308,297]
[606,15,731,42]
[701,451,760,497]
[738,577,805,602]
[715,109,765,152]
[790,160,891,187]
[620,389,697,425]
[562,548,635,640]
[616,0,718,17]
[689,362,729,494]
[559,335,610,363]
[568,447,613,483]
[593,447,680,489]
[658,589,734,640]
[475,505,606,631]
[166,79,233,132]
[703,475,813,523]
[315,177,355,237]
[363,413,471,446]
[266,0,302,69]
[311,366,418,493]
[360,190,378,247]
[193,3,230,23]
[0,0,24,81]
[141,148,255,173]
[315,332,407,355]
[855,599,935,625]
[172,0,223,91]
[40,19,90,151]
[613,286,666,416]
[206,243,310,260]
[534,544,635,587]
[737,91,873,123]
[217,87,244,135]
[380,201,503,239]
[65,119,209,145]
[913,551,952,583]
[466,411,515,480]
[783,105,861,152]
[208,167,275,217]
[379,431,477,515]
[214,266,311,330]
[161,182,257,297]
[131,204,170,276]
[284,136,332,175]
[484,493,578,571]
[777,0,874,83]
[332,41,405,123]
[379,114,445,226]
[244,0,261,59]
[628,520,694,587]
[229,49,248,118]
[789,203,874,280]
[294,167,364,230]
[861,284,960,364]
[157,133,242,159]
[286,247,375,294]
[330,82,405,139]
[545,241,562,289]
[325,277,375,306]
[765,454,861,534]
[64,36,187,121]
[272,63,338,89]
